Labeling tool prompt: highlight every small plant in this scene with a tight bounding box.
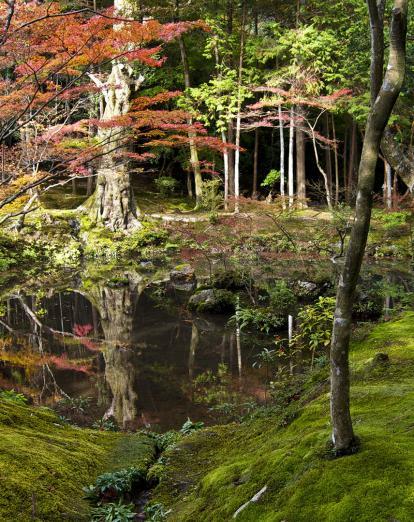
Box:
[293,297,336,366]
[265,281,297,315]
[261,169,281,198]
[58,396,91,414]
[180,418,205,436]
[92,417,119,432]
[90,500,136,522]
[232,306,286,334]
[154,176,180,196]
[144,502,172,522]
[0,389,28,404]
[83,468,146,504]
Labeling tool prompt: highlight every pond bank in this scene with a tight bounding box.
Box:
[149,313,414,521]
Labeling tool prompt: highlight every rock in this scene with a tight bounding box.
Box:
[188,289,235,314]
[170,264,196,291]
[297,281,318,293]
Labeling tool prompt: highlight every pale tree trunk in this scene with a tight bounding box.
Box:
[332,114,340,205]
[384,159,393,209]
[296,111,307,208]
[330,0,407,454]
[234,0,247,213]
[88,0,141,231]
[288,106,295,208]
[279,105,286,209]
[222,131,229,210]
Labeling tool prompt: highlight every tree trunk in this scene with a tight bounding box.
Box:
[332,114,340,205]
[234,0,247,213]
[279,105,286,209]
[252,127,259,198]
[178,34,203,205]
[288,106,295,208]
[347,120,357,202]
[296,114,307,208]
[88,0,141,231]
[330,0,407,454]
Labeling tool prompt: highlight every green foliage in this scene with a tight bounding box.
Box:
[265,281,297,315]
[154,177,180,197]
[144,502,172,522]
[58,396,92,414]
[92,417,120,432]
[234,306,286,334]
[261,169,281,190]
[90,500,136,522]
[150,313,414,522]
[199,179,223,212]
[0,389,28,404]
[83,468,146,505]
[294,297,336,358]
[180,418,205,436]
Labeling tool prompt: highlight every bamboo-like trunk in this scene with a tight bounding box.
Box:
[288,107,295,208]
[330,0,407,454]
[296,112,307,208]
[279,105,286,209]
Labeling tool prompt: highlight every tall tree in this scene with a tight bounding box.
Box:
[329,0,408,454]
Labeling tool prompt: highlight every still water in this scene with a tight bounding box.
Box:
[0,270,270,430]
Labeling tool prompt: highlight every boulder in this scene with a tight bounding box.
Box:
[188,289,235,314]
[170,264,196,291]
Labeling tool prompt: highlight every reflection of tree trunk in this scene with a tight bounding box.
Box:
[86,274,145,428]
[188,322,199,379]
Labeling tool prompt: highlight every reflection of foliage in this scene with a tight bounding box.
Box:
[0,389,28,404]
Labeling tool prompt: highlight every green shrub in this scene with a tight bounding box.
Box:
[83,467,146,504]
[0,389,28,405]
[200,179,223,212]
[266,281,297,315]
[154,176,180,196]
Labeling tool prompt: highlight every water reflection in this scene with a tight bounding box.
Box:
[0,273,267,430]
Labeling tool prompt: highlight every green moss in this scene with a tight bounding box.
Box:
[152,313,414,521]
[0,401,157,522]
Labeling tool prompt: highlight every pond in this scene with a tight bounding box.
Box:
[0,261,412,431]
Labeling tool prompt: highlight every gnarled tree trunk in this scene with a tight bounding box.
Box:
[88,0,141,231]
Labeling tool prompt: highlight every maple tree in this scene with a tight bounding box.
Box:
[0,0,224,230]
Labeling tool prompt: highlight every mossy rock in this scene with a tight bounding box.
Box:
[0,401,157,521]
[188,289,236,314]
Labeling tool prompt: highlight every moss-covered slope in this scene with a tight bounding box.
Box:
[0,402,155,521]
[152,313,414,522]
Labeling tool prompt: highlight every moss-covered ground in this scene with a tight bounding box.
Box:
[0,401,156,521]
[151,312,414,521]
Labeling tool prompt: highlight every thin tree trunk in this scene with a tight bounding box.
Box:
[332,114,340,205]
[324,112,333,197]
[178,34,203,205]
[296,112,307,208]
[330,0,407,454]
[252,128,259,198]
[384,159,392,209]
[347,120,357,201]
[222,131,229,210]
[279,105,286,209]
[234,0,247,213]
[288,106,295,208]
